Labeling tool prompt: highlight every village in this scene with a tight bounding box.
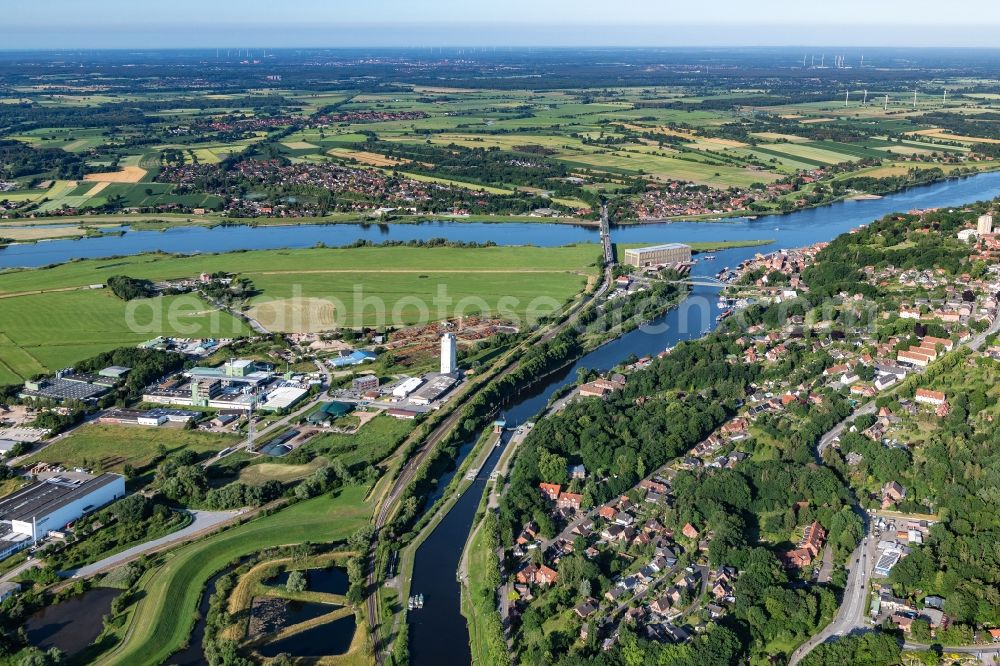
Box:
[498,208,1000,655]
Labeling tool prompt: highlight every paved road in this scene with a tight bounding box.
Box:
[904,642,1000,663]
[63,509,241,578]
[0,558,41,584]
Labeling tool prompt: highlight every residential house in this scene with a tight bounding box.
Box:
[882,481,906,508]
[915,388,946,406]
[539,482,561,501]
[557,491,583,511]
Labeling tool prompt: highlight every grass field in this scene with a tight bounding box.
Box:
[0,245,600,339]
[0,289,251,379]
[95,487,372,666]
[300,414,413,468]
[238,458,329,485]
[23,424,238,472]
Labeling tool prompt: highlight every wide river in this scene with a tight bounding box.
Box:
[3,172,1000,269]
[404,172,1000,665]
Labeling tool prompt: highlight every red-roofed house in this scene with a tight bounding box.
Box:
[536,565,559,586]
[557,492,584,511]
[915,388,946,406]
[539,483,561,501]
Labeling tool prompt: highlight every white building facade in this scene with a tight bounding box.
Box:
[441,333,458,374]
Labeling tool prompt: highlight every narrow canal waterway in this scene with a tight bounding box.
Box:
[406,171,1000,665]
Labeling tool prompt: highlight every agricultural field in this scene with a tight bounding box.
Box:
[2,69,998,227]
[0,245,600,352]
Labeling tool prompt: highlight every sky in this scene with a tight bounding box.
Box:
[5,0,1000,49]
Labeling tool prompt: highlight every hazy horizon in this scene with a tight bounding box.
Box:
[5,0,1000,49]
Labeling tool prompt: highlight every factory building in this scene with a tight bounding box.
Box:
[392,377,425,398]
[409,374,458,406]
[441,333,457,374]
[623,243,692,267]
[0,474,126,543]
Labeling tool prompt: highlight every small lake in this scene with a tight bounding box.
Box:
[24,587,118,657]
[256,614,356,659]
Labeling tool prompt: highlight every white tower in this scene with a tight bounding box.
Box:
[978,214,994,235]
[441,333,457,375]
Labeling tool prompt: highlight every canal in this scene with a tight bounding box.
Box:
[405,171,1000,665]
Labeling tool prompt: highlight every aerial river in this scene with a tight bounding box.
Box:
[405,171,1000,665]
[3,172,1000,269]
[5,173,1000,665]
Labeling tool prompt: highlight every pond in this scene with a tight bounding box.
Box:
[24,587,119,657]
[256,614,357,659]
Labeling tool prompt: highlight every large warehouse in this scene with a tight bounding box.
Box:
[623,243,692,267]
[0,473,125,542]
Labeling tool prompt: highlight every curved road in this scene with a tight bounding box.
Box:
[63,509,241,578]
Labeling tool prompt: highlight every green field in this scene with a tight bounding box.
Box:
[95,487,372,666]
[23,424,238,473]
[0,245,601,343]
[300,414,413,468]
[0,290,251,380]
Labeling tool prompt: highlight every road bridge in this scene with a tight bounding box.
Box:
[600,203,615,266]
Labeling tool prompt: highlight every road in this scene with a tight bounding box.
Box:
[0,558,41,584]
[904,642,1000,663]
[63,509,242,578]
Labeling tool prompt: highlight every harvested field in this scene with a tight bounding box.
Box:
[326,148,409,166]
[84,166,147,183]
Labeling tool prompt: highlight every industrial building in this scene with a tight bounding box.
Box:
[329,349,378,368]
[409,374,458,405]
[0,474,125,543]
[99,407,199,426]
[441,333,458,374]
[260,384,309,411]
[307,401,354,425]
[20,373,114,403]
[352,375,379,392]
[392,377,425,398]
[623,243,692,267]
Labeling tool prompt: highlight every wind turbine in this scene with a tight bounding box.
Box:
[862,89,868,106]
[845,90,850,107]
[884,94,890,112]
[943,89,948,105]
[913,88,918,109]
